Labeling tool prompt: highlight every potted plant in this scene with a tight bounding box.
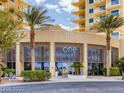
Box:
[71,63,83,75]
[68,63,85,79]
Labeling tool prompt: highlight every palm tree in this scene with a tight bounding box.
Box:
[24,6,52,70]
[94,14,124,76]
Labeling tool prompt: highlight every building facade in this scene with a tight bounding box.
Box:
[72,0,124,32]
[5,30,124,76]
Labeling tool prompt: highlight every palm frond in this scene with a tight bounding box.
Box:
[94,14,124,33]
[24,6,53,28]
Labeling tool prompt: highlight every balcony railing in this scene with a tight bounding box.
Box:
[107,2,121,11]
[72,0,85,8]
[94,0,106,7]
[72,9,85,16]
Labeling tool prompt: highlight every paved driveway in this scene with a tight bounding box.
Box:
[1,82,124,93]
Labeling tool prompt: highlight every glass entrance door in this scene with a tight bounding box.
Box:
[88,63,104,76]
[55,62,72,76]
[88,47,105,76]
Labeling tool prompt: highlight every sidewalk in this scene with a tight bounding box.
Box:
[0,76,124,87]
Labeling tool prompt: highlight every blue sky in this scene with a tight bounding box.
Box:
[25,0,78,31]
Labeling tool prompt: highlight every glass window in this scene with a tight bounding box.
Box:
[89,0,94,4]
[111,48,118,67]
[24,62,31,70]
[35,62,50,71]
[7,63,16,69]
[100,5,106,11]
[89,18,94,23]
[112,32,120,39]
[10,0,15,2]
[111,10,119,16]
[24,46,31,62]
[88,48,104,63]
[35,46,49,62]
[23,43,50,71]
[56,46,81,63]
[111,0,119,5]
[35,45,50,71]
[7,49,16,69]
[89,8,94,13]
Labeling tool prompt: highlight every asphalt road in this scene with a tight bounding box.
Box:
[1,82,124,93]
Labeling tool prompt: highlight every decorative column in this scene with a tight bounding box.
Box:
[83,43,88,77]
[50,42,55,77]
[16,42,21,76]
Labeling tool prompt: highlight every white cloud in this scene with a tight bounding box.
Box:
[58,0,78,13]
[45,4,58,9]
[45,4,62,13]
[59,24,76,31]
[35,0,46,4]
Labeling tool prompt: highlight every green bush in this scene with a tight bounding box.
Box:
[110,67,121,76]
[4,68,15,75]
[21,70,51,82]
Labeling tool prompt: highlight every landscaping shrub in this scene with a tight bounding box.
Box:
[45,71,51,80]
[110,67,121,76]
[21,70,51,82]
[4,68,15,75]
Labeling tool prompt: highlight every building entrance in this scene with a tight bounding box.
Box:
[88,63,104,76]
[55,44,83,76]
[55,62,73,76]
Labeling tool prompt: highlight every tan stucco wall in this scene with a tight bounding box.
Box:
[15,30,124,76]
[119,39,124,58]
[20,31,120,48]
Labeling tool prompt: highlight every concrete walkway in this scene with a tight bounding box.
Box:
[0,76,124,87]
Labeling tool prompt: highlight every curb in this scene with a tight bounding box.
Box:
[1,79,124,87]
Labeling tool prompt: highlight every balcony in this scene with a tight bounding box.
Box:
[75,27,85,32]
[72,0,85,8]
[0,0,8,2]
[73,18,85,24]
[95,10,106,17]
[107,4,121,11]
[72,9,85,16]
[94,0,106,7]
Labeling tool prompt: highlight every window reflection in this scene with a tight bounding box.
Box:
[56,46,81,63]
[23,43,50,71]
[88,47,104,76]
[88,48,103,63]
[7,49,16,69]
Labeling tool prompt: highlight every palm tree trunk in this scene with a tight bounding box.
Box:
[106,34,111,76]
[30,28,35,71]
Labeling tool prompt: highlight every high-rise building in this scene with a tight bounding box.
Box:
[0,0,29,29]
[0,0,28,12]
[72,0,124,32]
